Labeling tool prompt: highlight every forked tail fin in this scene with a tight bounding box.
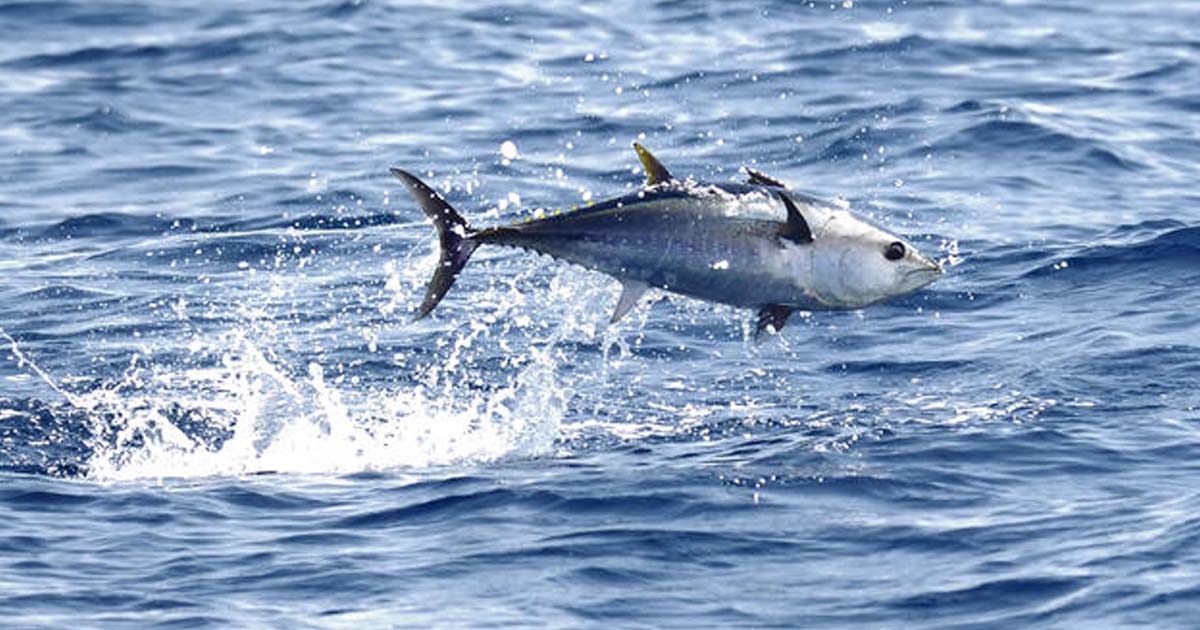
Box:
[390,168,478,319]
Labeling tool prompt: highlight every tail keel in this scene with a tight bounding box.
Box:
[390,168,478,319]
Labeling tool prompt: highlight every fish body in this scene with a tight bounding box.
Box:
[477,185,825,309]
[392,145,942,335]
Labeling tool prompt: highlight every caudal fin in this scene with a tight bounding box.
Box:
[390,168,478,319]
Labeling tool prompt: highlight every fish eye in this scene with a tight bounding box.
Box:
[884,241,906,261]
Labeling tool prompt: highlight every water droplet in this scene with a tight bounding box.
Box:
[499,140,519,161]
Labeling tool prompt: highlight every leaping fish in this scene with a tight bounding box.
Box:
[392,144,942,336]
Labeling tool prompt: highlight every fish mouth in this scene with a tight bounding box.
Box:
[916,251,944,274]
[903,255,944,288]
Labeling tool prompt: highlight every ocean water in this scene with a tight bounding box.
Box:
[1,0,1198,627]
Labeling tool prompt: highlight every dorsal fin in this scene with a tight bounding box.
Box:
[746,168,787,188]
[776,192,813,244]
[633,143,673,186]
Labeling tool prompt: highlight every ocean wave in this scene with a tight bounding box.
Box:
[4,32,264,70]
[20,209,418,244]
[933,119,1141,170]
[38,106,165,134]
[1025,224,1200,278]
[802,34,937,62]
[888,576,1090,617]
[15,284,115,301]
[36,212,185,240]
[0,0,168,28]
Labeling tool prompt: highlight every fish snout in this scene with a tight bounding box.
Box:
[909,245,943,273]
[902,251,944,289]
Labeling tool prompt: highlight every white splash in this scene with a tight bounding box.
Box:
[74,325,568,482]
[64,258,627,482]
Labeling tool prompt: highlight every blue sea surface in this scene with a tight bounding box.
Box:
[2,0,1199,627]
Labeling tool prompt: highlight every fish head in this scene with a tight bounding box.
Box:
[810,210,942,307]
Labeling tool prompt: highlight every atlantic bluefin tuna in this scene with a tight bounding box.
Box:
[392,144,942,336]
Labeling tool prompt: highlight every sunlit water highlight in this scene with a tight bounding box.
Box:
[2,0,1199,628]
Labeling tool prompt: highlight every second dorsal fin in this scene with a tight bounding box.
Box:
[746,168,787,188]
[633,143,673,186]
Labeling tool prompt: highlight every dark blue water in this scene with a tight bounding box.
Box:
[2,0,1199,627]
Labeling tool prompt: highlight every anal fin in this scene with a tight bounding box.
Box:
[755,305,793,338]
[611,279,650,324]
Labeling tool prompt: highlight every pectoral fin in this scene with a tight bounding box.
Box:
[755,304,793,338]
[633,143,673,186]
[611,279,650,323]
[776,192,814,245]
